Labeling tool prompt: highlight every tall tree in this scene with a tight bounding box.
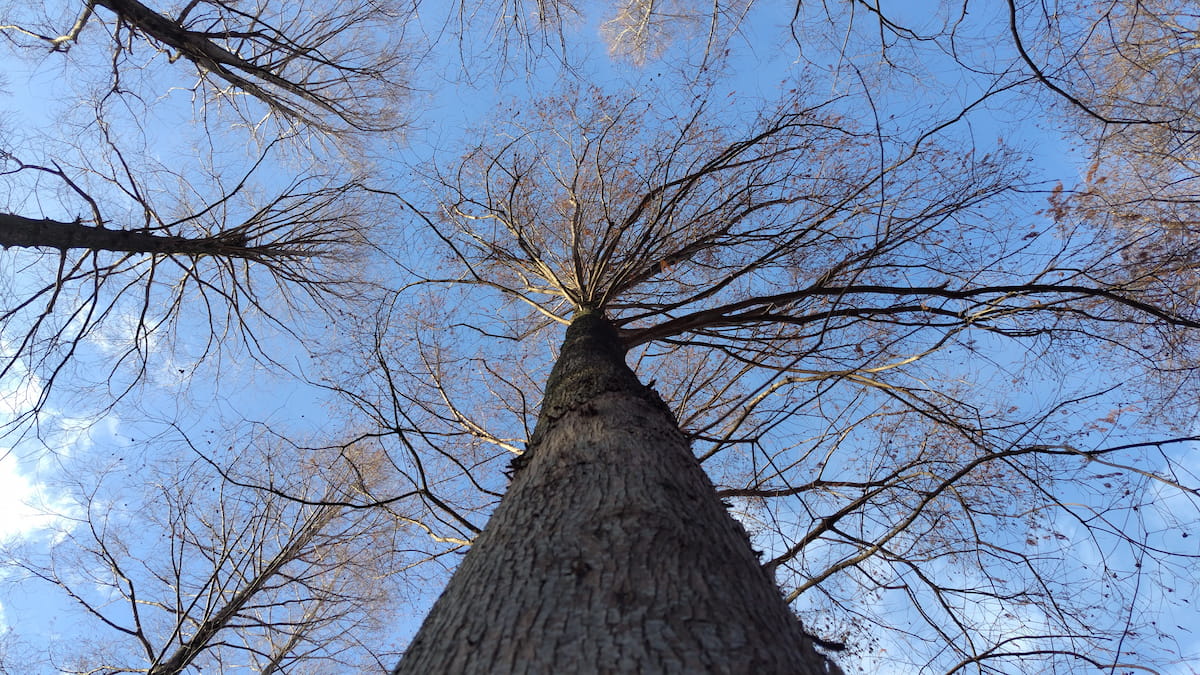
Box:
[0,0,414,432]
[394,309,840,674]
[2,436,416,674]
[1015,0,1200,304]
[357,78,1200,671]
[0,0,412,133]
[3,2,1198,673]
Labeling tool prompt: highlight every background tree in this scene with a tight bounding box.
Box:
[1014,0,1200,313]
[0,0,412,133]
[1,434,423,674]
[0,0,414,435]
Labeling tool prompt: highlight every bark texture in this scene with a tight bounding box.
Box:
[0,213,249,256]
[394,309,840,674]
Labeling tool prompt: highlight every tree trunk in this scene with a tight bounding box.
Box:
[0,213,248,256]
[393,309,840,674]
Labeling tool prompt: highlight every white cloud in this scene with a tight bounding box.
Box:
[87,308,160,360]
[0,430,83,546]
[0,368,40,419]
[0,348,84,545]
[0,451,62,543]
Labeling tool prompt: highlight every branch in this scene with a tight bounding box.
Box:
[0,212,256,257]
[623,281,1200,346]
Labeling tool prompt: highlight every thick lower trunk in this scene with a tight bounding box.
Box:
[394,310,839,674]
[0,213,248,256]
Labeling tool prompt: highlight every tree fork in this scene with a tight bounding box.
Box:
[393,309,840,674]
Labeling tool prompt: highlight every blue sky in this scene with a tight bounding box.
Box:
[2,2,1198,673]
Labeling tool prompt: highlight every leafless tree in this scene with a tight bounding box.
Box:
[1008,0,1200,314]
[2,433,426,674]
[3,2,1198,673]
[0,0,415,435]
[357,79,1200,672]
[1,0,414,133]
[1,145,382,433]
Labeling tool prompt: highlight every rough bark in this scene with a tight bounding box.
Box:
[0,212,250,256]
[393,309,840,674]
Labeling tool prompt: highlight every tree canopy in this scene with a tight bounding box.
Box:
[2,1,1198,673]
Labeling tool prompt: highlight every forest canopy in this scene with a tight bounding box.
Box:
[1,1,1198,673]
